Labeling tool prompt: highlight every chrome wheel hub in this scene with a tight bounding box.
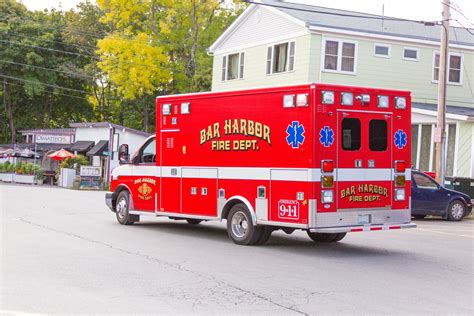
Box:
[451,203,464,219]
[116,197,127,219]
[231,211,248,239]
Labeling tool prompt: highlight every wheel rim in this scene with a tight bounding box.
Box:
[451,203,464,219]
[231,211,248,239]
[116,197,128,219]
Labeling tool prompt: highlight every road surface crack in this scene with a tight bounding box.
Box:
[17,217,308,315]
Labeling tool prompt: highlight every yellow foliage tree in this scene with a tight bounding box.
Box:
[96,32,171,100]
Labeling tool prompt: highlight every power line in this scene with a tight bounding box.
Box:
[2,31,99,51]
[0,59,94,79]
[2,81,89,100]
[0,38,187,73]
[0,74,89,94]
[243,0,446,25]
[0,39,97,58]
[444,1,474,27]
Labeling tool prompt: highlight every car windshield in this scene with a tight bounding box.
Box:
[413,173,438,189]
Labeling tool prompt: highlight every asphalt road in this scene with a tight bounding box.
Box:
[1,184,473,315]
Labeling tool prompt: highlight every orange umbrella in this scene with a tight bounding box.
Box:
[48,148,76,161]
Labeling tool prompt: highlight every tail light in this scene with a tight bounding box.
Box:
[322,160,334,173]
[395,160,406,173]
[322,175,334,188]
[321,190,334,203]
[395,188,406,201]
[395,175,406,187]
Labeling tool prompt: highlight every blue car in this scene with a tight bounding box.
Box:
[411,170,472,221]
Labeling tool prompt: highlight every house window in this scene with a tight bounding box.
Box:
[222,52,245,81]
[323,39,356,73]
[374,44,390,58]
[433,52,462,84]
[266,41,295,74]
[411,123,457,176]
[403,47,419,61]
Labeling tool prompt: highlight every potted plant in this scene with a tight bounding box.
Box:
[34,167,44,185]
[0,162,15,182]
[14,162,37,185]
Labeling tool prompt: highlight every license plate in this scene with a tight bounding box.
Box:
[358,214,371,225]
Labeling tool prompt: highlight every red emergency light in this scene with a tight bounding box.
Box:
[322,160,334,173]
[395,161,406,173]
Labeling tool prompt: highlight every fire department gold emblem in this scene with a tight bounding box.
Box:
[138,183,152,200]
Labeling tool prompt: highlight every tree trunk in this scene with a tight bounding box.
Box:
[3,78,15,143]
[143,101,149,133]
[187,1,199,80]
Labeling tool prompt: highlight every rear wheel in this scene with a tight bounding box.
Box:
[307,231,346,242]
[227,203,262,245]
[115,191,139,225]
[447,200,466,221]
[186,219,202,225]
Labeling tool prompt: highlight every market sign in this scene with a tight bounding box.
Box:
[35,134,72,144]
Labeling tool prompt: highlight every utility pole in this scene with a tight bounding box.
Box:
[435,0,450,184]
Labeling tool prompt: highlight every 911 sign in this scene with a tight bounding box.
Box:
[278,200,299,220]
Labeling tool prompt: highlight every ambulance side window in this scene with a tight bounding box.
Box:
[342,118,361,151]
[369,120,388,151]
[141,139,156,163]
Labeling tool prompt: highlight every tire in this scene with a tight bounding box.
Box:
[115,191,138,225]
[307,232,345,242]
[413,215,426,219]
[186,219,202,225]
[447,200,466,221]
[226,203,262,245]
[255,226,274,245]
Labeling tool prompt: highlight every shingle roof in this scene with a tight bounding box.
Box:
[413,102,474,118]
[69,122,152,137]
[264,1,474,47]
[19,128,75,134]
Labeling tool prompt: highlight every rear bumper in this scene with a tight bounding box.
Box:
[310,222,416,233]
[105,192,114,212]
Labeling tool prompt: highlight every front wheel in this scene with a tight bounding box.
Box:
[307,231,346,242]
[227,204,262,245]
[447,200,466,221]
[115,191,139,225]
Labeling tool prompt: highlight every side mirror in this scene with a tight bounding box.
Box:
[118,144,129,164]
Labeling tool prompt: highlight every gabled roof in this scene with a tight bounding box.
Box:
[210,1,474,52]
[268,1,473,47]
[69,122,151,137]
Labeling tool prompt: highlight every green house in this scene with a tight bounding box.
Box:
[208,1,474,178]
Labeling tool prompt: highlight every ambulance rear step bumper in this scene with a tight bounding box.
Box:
[309,222,416,233]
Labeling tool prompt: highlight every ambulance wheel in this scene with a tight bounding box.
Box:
[307,232,346,242]
[227,203,262,245]
[255,226,274,245]
[115,191,138,225]
[186,219,202,225]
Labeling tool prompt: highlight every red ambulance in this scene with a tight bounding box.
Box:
[106,83,416,245]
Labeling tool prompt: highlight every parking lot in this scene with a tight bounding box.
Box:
[1,184,473,315]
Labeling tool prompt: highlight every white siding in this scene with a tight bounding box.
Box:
[214,6,307,54]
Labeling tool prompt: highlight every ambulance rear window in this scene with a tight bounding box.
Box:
[369,120,388,151]
[342,118,361,151]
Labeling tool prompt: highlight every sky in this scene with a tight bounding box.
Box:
[19,0,474,29]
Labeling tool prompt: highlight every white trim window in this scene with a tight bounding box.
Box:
[322,39,357,73]
[432,51,463,85]
[403,47,419,61]
[374,43,391,58]
[222,52,245,81]
[266,41,295,75]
